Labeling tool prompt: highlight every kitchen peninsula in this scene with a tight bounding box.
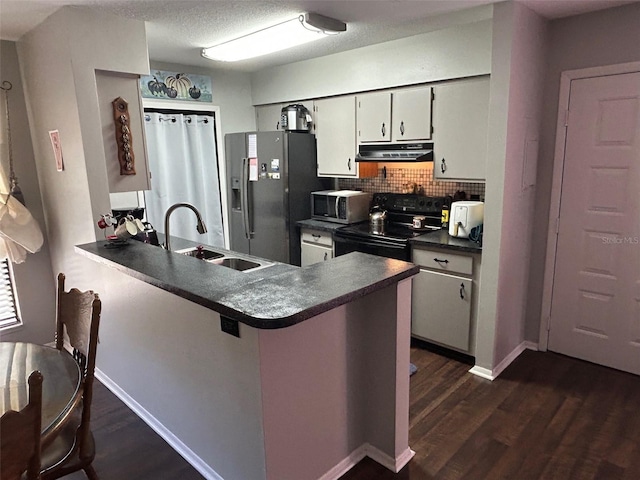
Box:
[77,239,418,480]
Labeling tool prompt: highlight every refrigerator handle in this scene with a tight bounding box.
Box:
[242,157,251,239]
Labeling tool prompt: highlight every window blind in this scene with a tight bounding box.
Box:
[0,259,20,328]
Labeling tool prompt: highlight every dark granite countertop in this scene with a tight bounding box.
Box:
[76,239,418,329]
[296,218,347,233]
[410,229,482,254]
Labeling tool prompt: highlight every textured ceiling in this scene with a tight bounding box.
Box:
[1,0,637,72]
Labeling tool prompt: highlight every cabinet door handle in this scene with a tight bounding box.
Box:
[347,158,352,171]
[400,121,405,136]
[323,252,328,261]
[381,123,386,137]
[441,158,447,174]
[459,283,466,299]
[433,258,449,265]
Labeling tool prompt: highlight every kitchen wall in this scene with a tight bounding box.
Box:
[486,1,548,368]
[250,17,492,105]
[148,61,256,136]
[526,2,640,343]
[18,6,148,292]
[0,41,55,344]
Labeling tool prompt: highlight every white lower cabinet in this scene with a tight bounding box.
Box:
[300,228,334,266]
[411,247,481,354]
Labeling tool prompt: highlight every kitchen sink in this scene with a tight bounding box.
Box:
[177,247,224,260]
[209,257,262,272]
[175,247,272,273]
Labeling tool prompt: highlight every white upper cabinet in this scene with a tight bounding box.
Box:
[433,76,490,181]
[255,103,284,132]
[357,92,392,143]
[357,87,433,145]
[391,86,433,142]
[315,96,360,177]
[315,97,376,178]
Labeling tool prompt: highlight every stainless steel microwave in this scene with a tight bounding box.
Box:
[311,190,371,224]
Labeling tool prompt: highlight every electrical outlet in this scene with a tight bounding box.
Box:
[220,316,240,338]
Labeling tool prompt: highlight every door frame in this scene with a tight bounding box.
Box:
[538,61,640,350]
[142,98,230,248]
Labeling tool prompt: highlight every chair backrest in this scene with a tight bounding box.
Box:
[55,272,101,459]
[0,370,43,480]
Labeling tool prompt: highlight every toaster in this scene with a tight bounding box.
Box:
[449,201,484,238]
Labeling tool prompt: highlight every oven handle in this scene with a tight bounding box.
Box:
[334,232,408,250]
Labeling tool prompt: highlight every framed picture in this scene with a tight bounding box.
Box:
[140,70,212,102]
[48,130,64,171]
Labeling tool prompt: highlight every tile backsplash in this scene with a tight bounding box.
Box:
[338,165,485,200]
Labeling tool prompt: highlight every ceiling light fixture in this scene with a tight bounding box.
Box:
[201,13,346,62]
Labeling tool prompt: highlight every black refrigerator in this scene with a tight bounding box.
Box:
[225,131,329,266]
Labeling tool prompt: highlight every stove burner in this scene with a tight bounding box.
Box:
[336,193,446,242]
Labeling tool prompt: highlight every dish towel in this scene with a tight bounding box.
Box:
[0,193,44,263]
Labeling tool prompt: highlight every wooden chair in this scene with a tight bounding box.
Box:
[0,370,43,480]
[40,273,101,480]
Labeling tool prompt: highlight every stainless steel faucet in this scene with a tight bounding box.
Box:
[163,203,207,251]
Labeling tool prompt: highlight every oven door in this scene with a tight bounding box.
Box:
[334,230,410,261]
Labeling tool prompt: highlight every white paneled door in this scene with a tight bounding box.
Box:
[549,72,640,375]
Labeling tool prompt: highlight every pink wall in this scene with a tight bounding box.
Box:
[493,3,548,363]
[258,282,412,479]
[526,2,640,342]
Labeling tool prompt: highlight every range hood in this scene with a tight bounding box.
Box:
[355,142,433,162]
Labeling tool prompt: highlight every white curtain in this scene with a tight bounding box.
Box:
[143,112,224,247]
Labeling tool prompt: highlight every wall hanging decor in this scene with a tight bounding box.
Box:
[48,129,64,172]
[1,81,24,204]
[112,96,136,175]
[139,70,212,102]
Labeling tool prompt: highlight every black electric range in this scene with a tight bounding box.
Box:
[333,193,447,261]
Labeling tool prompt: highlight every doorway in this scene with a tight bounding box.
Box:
[142,107,226,248]
[542,63,640,375]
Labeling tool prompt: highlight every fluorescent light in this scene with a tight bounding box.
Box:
[201,13,346,62]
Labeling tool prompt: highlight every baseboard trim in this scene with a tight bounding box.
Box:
[95,369,223,480]
[469,341,538,381]
[318,444,414,480]
[96,368,418,480]
[318,445,367,480]
[468,365,494,380]
[367,445,415,473]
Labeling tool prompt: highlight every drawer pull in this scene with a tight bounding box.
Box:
[312,234,321,240]
[433,258,449,265]
[460,283,466,299]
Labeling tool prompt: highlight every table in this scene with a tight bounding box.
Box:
[1,342,82,443]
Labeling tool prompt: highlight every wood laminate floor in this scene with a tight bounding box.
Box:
[68,347,640,479]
